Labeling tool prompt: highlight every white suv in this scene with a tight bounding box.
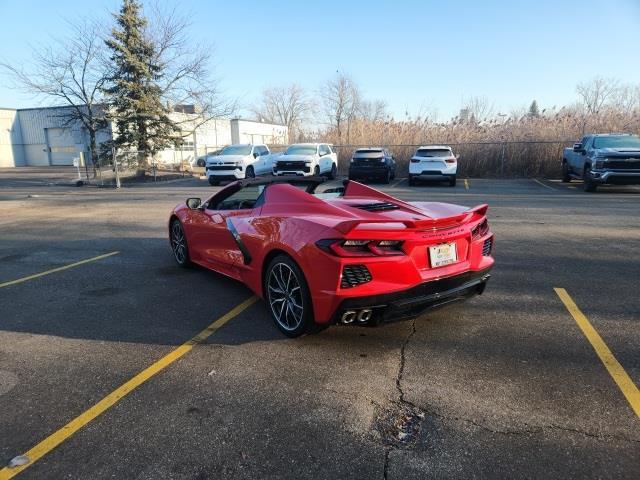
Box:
[408,145,458,186]
[205,144,275,185]
[273,143,338,178]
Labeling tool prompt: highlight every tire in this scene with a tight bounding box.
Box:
[314,165,320,176]
[170,219,191,267]
[449,175,457,187]
[383,169,391,184]
[561,162,571,183]
[408,175,416,186]
[208,177,218,186]
[583,167,597,192]
[245,166,255,179]
[328,163,337,180]
[265,254,318,337]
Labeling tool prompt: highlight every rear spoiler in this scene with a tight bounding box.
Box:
[333,204,489,234]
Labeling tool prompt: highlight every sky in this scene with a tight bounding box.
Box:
[0,0,639,121]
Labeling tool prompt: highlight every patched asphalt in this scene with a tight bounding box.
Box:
[0,173,638,479]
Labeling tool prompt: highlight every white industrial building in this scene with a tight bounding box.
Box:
[0,105,288,168]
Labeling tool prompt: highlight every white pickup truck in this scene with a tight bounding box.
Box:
[272,143,338,178]
[205,144,279,185]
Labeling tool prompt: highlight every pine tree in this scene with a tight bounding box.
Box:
[528,100,540,117]
[103,0,177,167]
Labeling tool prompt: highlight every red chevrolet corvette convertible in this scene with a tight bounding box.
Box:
[169,177,494,337]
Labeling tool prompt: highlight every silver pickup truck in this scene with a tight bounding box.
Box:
[562,133,640,192]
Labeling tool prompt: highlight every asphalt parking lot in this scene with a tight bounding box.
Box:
[1,171,639,479]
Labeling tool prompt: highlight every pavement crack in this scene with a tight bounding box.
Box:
[423,409,640,444]
[377,319,422,479]
[395,319,417,405]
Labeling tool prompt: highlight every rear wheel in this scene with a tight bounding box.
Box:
[583,167,597,192]
[265,255,317,337]
[245,166,255,179]
[448,175,457,187]
[408,175,416,186]
[561,162,571,183]
[170,219,190,267]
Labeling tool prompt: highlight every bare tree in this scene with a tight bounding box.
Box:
[358,99,388,122]
[252,84,310,142]
[0,20,108,174]
[319,72,361,142]
[461,96,495,123]
[576,77,619,116]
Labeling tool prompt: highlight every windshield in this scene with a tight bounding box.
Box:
[592,136,640,149]
[415,148,452,157]
[285,145,317,156]
[219,145,252,156]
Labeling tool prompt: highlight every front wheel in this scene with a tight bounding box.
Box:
[583,168,597,192]
[561,162,571,183]
[245,166,255,179]
[328,163,337,180]
[208,176,218,186]
[383,169,391,184]
[313,165,320,176]
[170,219,191,267]
[265,255,317,337]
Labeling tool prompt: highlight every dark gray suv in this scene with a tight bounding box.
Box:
[348,148,396,184]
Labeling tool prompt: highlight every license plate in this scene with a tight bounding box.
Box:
[429,242,458,267]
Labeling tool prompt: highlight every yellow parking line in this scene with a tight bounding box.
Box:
[464,179,469,190]
[391,178,404,188]
[0,295,258,479]
[554,288,640,419]
[0,252,120,289]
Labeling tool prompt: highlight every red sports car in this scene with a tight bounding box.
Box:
[169,177,494,337]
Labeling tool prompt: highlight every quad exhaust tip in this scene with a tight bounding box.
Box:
[341,311,356,324]
[357,309,373,323]
[341,309,373,324]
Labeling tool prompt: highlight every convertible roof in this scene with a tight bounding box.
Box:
[236,175,328,188]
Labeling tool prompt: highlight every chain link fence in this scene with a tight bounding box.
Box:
[332,140,574,177]
[85,148,193,187]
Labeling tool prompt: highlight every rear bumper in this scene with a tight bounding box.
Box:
[328,268,491,325]
[592,170,640,185]
[349,166,389,178]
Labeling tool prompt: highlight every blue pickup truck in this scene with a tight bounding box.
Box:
[562,133,640,192]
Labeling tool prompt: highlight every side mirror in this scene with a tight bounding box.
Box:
[573,143,583,153]
[186,197,202,209]
[253,152,259,158]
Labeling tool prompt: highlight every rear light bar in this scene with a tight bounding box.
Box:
[316,239,405,257]
[471,219,489,239]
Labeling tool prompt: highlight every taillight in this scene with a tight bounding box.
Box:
[445,158,457,164]
[410,159,420,163]
[316,239,405,257]
[471,219,489,239]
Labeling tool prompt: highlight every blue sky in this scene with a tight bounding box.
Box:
[1,0,639,120]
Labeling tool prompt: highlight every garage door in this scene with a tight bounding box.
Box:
[46,128,77,166]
